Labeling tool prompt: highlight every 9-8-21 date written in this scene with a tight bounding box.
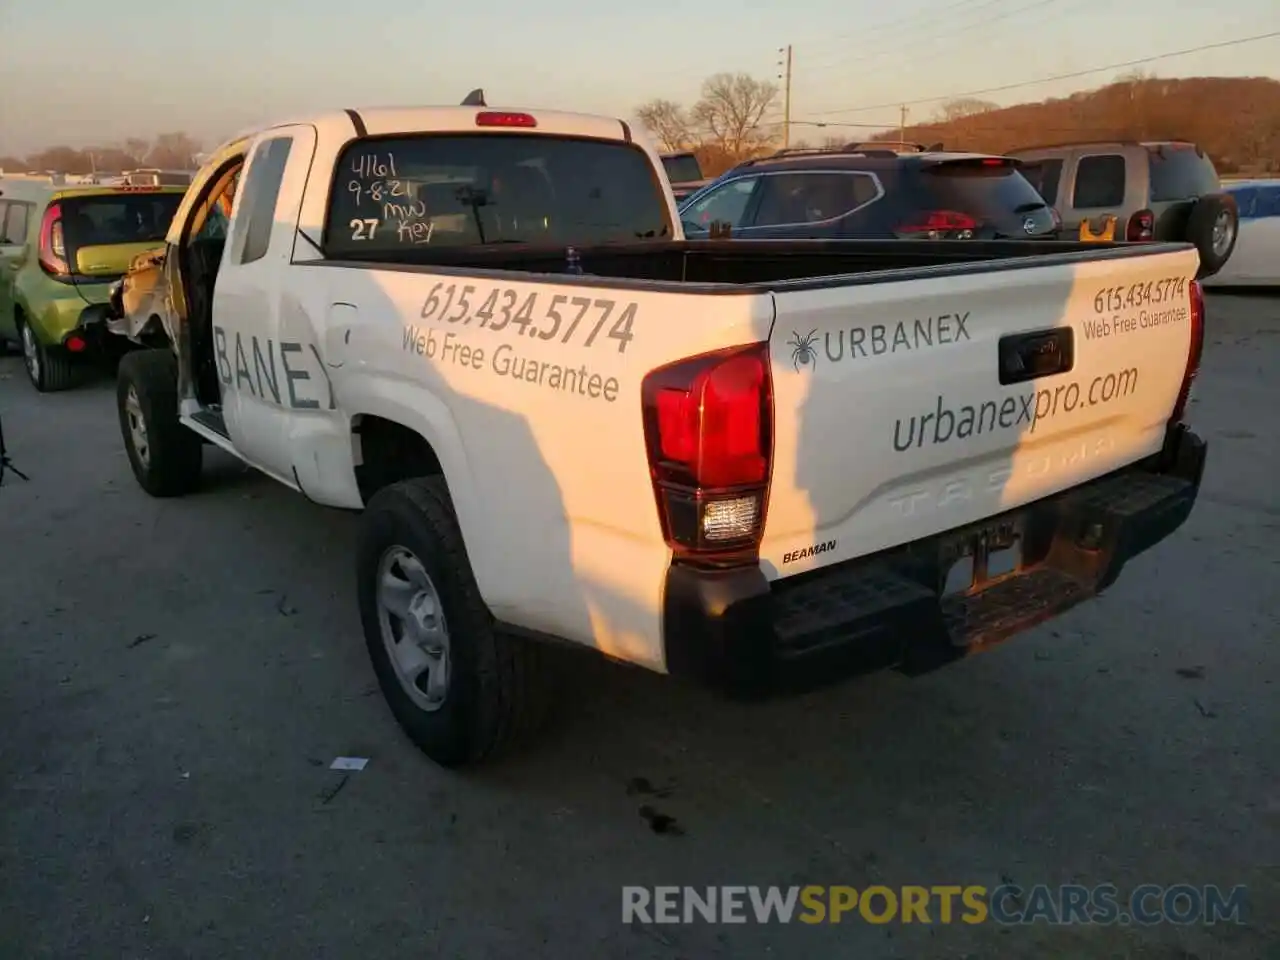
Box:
[418,282,637,353]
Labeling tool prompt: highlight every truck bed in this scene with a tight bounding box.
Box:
[321,237,1176,289]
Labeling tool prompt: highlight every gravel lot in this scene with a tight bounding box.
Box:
[1,293,1277,960]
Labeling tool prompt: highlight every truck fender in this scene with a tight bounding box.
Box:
[340,372,497,600]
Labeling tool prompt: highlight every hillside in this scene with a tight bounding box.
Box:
[869,76,1280,173]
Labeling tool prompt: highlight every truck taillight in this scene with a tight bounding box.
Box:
[38,202,69,276]
[640,342,773,563]
[1171,279,1204,424]
[1126,209,1155,241]
[896,210,977,240]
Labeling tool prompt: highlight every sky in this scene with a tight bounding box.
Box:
[0,0,1277,156]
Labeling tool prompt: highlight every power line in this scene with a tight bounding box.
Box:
[804,0,1060,78]
[800,30,1280,118]
[799,0,1009,73]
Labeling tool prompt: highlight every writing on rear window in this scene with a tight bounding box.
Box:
[325,134,672,258]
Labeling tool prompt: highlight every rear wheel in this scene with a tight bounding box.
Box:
[18,317,80,393]
[1185,193,1238,278]
[116,349,203,497]
[357,477,554,767]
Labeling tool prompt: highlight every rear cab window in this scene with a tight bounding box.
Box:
[662,154,703,183]
[1147,145,1219,202]
[324,134,673,259]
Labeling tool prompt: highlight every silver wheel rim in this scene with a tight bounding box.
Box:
[125,386,150,469]
[20,323,39,383]
[1211,209,1235,258]
[376,546,450,712]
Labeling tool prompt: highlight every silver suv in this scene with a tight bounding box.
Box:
[1008,140,1238,278]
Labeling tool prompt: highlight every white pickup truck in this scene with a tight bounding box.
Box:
[101,101,1209,767]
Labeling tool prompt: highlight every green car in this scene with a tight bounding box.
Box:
[0,179,186,391]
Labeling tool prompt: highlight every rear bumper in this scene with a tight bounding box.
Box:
[61,301,117,355]
[662,423,1207,696]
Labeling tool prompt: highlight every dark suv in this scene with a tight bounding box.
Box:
[1007,140,1238,277]
[677,144,1060,242]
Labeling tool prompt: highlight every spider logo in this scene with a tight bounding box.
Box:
[788,329,819,371]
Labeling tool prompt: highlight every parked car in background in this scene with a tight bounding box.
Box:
[0,178,186,391]
[1007,140,1238,278]
[660,151,711,202]
[1202,180,1280,288]
[123,168,195,187]
[677,144,1060,241]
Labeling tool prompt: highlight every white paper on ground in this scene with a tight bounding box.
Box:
[330,757,369,771]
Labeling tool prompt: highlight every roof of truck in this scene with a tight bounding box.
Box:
[224,105,638,152]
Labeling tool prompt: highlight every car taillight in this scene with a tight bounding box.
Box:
[1171,280,1204,423]
[896,210,978,240]
[1127,209,1154,241]
[640,342,773,564]
[38,202,69,276]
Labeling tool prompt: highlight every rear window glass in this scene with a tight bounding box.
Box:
[922,162,1049,218]
[325,134,672,258]
[662,154,703,183]
[1072,155,1126,208]
[60,192,182,249]
[1018,158,1063,205]
[1147,146,1219,202]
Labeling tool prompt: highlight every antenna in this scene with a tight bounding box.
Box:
[461,89,487,107]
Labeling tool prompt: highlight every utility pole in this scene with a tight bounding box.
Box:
[778,45,793,149]
[899,104,908,144]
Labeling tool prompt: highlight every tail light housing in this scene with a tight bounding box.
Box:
[1171,280,1204,423]
[896,210,978,240]
[640,342,773,565]
[38,202,69,276]
[1127,209,1155,241]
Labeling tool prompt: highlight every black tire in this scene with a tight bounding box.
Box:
[1185,193,1238,279]
[116,349,203,497]
[357,477,554,767]
[17,316,82,393]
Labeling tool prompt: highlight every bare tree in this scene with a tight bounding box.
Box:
[149,132,202,169]
[124,138,151,164]
[935,98,999,122]
[635,99,694,153]
[690,73,779,159]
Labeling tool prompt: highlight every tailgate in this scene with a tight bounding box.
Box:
[760,246,1200,579]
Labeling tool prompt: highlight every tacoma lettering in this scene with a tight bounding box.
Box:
[782,540,837,564]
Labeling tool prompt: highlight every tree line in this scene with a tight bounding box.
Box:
[7,75,1278,179]
[638,74,1280,177]
[0,132,204,176]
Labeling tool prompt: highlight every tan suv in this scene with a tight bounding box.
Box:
[1008,140,1238,277]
